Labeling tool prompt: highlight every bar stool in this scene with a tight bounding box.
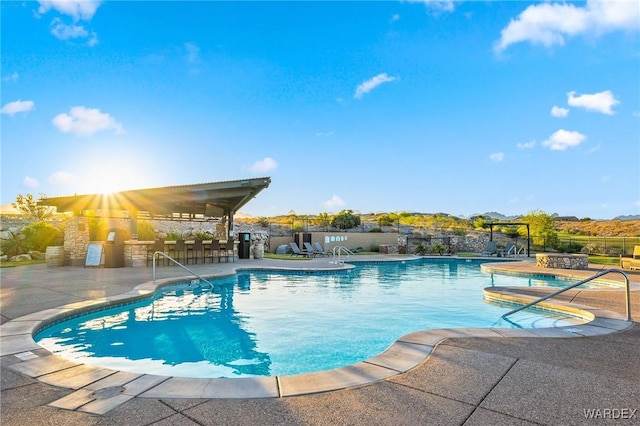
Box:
[169,239,186,265]
[146,239,165,267]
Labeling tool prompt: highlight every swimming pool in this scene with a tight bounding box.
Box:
[35,259,588,378]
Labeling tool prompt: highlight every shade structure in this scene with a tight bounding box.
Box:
[39,177,271,219]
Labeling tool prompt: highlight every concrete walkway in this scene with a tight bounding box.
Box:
[1,256,639,425]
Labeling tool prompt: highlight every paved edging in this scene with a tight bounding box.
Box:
[0,260,635,415]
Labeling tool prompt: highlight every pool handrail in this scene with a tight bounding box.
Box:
[501,268,631,321]
[332,246,354,264]
[152,251,217,290]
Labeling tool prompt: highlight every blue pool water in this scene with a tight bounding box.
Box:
[35,259,588,378]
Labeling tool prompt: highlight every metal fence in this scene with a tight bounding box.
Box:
[532,235,640,256]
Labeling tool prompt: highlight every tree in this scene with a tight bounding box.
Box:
[12,193,55,221]
[376,213,396,227]
[519,210,559,249]
[314,212,331,230]
[331,210,361,230]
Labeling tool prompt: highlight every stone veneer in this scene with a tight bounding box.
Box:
[64,217,90,266]
[536,253,588,270]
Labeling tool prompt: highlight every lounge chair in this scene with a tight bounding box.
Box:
[289,242,311,258]
[499,243,516,257]
[481,241,498,256]
[313,242,331,257]
[303,242,318,257]
[620,245,640,270]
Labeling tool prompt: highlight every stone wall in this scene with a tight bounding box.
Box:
[64,217,90,266]
[536,253,588,270]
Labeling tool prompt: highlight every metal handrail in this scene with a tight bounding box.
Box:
[501,268,631,321]
[152,251,217,290]
[332,246,354,264]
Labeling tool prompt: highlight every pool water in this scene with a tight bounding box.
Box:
[36,259,587,378]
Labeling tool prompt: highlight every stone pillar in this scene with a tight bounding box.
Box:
[64,216,90,266]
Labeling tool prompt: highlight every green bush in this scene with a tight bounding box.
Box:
[431,242,446,255]
[559,241,583,253]
[137,221,156,240]
[331,210,361,230]
[22,221,64,252]
[2,222,64,255]
[88,216,108,241]
[416,243,427,255]
[195,231,215,240]
[165,230,182,241]
[369,227,383,233]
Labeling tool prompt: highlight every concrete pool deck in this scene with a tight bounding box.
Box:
[1,255,639,425]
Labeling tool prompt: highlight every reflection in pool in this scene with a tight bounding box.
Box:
[36,259,587,378]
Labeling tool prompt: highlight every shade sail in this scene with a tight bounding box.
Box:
[39,177,271,218]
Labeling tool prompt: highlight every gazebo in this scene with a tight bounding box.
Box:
[40,177,271,266]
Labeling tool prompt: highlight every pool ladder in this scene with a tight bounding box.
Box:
[501,268,631,321]
[152,251,217,290]
[331,246,354,265]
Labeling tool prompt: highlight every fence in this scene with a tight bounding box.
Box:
[532,235,640,256]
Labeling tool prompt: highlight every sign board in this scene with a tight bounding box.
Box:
[85,243,103,267]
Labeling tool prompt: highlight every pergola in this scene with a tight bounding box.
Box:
[40,177,271,237]
[488,222,530,257]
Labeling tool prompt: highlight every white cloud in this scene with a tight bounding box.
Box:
[494,0,640,52]
[517,140,536,150]
[23,176,39,188]
[407,0,455,13]
[37,0,101,21]
[185,42,200,64]
[1,100,35,116]
[247,157,278,174]
[489,152,504,162]
[551,106,569,117]
[50,18,88,40]
[541,129,586,151]
[323,195,346,211]
[315,131,334,137]
[567,90,619,115]
[354,73,397,99]
[48,171,75,185]
[391,14,400,22]
[52,106,124,136]
[3,72,19,82]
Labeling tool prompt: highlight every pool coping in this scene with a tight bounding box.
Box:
[0,259,635,415]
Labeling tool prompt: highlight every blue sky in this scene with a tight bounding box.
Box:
[2,1,639,219]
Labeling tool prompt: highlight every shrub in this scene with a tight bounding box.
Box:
[369,227,383,233]
[165,230,182,241]
[416,243,427,255]
[558,241,583,253]
[137,221,156,240]
[195,231,215,240]
[331,210,361,230]
[88,216,108,241]
[256,217,270,228]
[22,221,64,252]
[431,242,446,255]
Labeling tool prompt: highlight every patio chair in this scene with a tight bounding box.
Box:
[146,239,166,266]
[303,242,319,257]
[620,245,640,270]
[168,238,186,265]
[313,242,331,257]
[499,243,516,257]
[289,242,311,257]
[481,241,498,256]
[187,239,204,264]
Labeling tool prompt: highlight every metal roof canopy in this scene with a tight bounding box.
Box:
[40,177,271,219]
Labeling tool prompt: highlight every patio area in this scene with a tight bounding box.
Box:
[1,256,639,425]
